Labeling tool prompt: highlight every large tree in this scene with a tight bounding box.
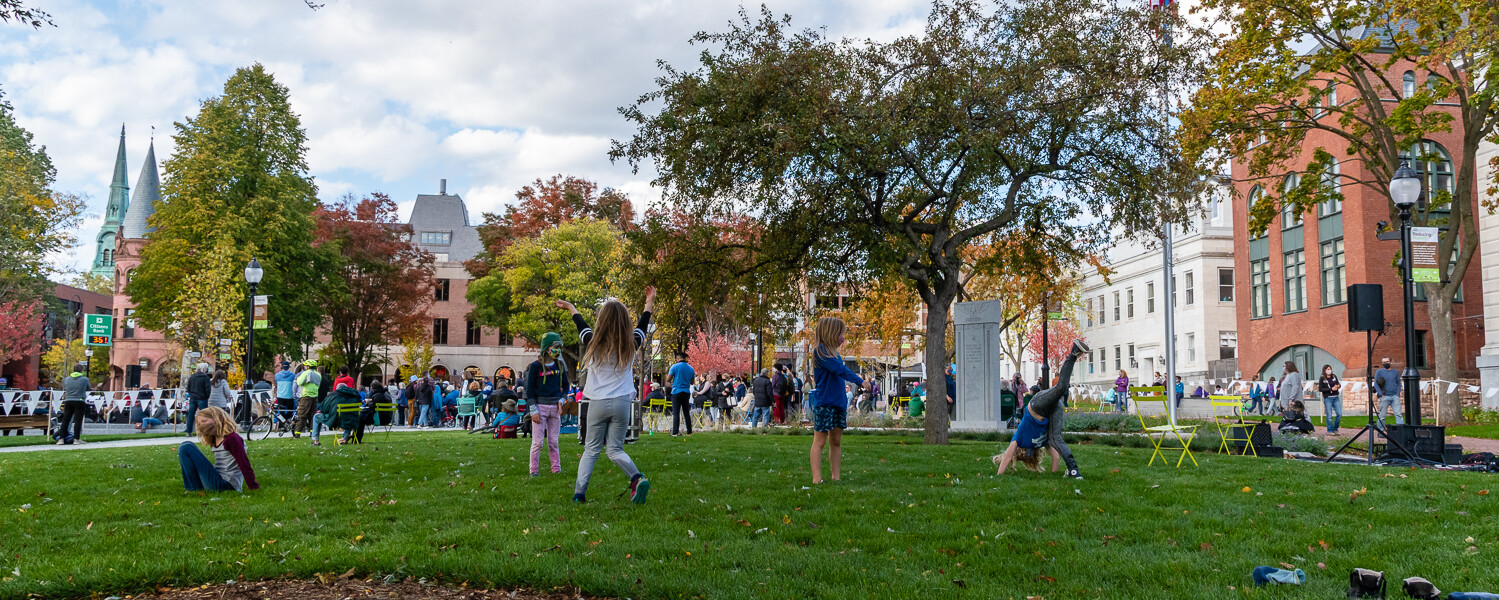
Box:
[313,193,436,377]
[1179,0,1498,423]
[469,219,628,363]
[613,0,1208,443]
[128,64,334,369]
[467,175,635,278]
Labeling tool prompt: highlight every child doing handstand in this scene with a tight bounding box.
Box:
[995,339,1089,475]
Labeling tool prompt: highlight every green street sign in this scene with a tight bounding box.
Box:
[1047,312,1065,320]
[84,314,113,347]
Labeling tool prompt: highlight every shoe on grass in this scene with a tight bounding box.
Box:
[1066,468,1083,480]
[572,493,586,503]
[629,475,650,504]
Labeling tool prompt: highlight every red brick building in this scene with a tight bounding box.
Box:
[1232,53,1484,383]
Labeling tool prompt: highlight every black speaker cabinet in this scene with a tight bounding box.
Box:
[1347,284,1384,332]
[1387,424,1446,455]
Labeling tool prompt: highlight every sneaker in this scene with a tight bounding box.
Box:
[530,472,539,478]
[572,493,586,503]
[55,439,64,445]
[1066,468,1083,480]
[1071,339,1090,356]
[630,476,650,504]
[292,431,301,439]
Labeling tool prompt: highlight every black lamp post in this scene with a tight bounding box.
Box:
[242,257,263,432]
[1389,162,1423,426]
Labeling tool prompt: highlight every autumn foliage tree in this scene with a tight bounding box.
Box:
[1025,319,1084,380]
[686,329,752,378]
[313,193,436,377]
[0,299,41,387]
[467,175,635,277]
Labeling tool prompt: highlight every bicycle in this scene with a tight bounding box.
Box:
[250,398,297,440]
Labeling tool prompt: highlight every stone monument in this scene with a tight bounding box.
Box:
[951,300,1009,432]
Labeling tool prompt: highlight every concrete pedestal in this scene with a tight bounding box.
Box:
[951,300,1009,432]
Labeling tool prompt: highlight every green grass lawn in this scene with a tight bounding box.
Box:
[0,432,183,448]
[1,432,1495,599]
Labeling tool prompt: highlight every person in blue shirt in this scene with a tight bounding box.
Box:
[273,362,297,417]
[995,339,1089,475]
[808,316,869,484]
[666,351,696,436]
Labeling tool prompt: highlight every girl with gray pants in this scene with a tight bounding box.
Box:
[995,340,1088,475]
[556,287,656,504]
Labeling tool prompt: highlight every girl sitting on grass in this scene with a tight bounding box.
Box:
[995,339,1088,475]
[809,316,870,484]
[555,286,655,504]
[177,406,259,492]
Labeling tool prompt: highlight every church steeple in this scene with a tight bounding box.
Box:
[120,138,159,239]
[90,125,130,278]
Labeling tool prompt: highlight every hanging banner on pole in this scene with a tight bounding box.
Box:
[252,295,269,329]
[1410,227,1441,283]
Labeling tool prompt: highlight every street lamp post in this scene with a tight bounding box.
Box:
[242,257,263,433]
[1389,162,1423,426]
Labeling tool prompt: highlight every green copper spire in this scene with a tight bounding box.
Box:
[90,124,130,278]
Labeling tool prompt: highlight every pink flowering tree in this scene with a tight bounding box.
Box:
[1025,320,1084,380]
[686,329,752,379]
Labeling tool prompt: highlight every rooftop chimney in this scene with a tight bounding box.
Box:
[439,179,447,195]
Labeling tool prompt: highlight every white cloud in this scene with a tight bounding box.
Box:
[4,0,933,274]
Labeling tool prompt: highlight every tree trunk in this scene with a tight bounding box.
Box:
[922,292,954,445]
[1425,289,1462,424]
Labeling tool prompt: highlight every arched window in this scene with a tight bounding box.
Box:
[1401,141,1454,197]
[1318,159,1342,217]
[1402,71,1416,98]
[1246,185,1264,239]
[1281,173,1302,228]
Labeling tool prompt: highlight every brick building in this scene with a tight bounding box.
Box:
[1232,49,1484,383]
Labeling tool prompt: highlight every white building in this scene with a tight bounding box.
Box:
[1476,137,1499,409]
[1075,178,1240,393]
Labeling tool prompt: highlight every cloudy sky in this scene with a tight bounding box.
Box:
[1,0,932,275]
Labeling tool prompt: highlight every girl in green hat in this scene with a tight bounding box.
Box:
[524,331,569,476]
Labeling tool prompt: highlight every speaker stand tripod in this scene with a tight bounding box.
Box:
[1325,329,1429,465]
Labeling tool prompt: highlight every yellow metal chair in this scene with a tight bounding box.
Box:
[1209,395,1257,456]
[646,396,670,433]
[1130,386,1198,467]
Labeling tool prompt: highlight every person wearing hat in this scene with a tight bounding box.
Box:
[292,360,322,439]
[272,361,297,424]
[56,363,91,445]
[524,332,569,476]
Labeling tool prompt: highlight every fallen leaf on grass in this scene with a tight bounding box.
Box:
[1350,487,1368,503]
[1478,490,1490,496]
[1242,486,1252,493]
[1036,575,1056,583]
[338,567,356,580]
[86,522,92,530]
[1317,563,1326,570]
[1319,540,1329,551]
[1280,562,1296,570]
[1199,542,1212,552]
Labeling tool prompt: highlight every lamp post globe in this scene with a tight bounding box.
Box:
[1390,163,1421,209]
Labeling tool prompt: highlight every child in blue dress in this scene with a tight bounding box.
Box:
[995,339,1089,475]
[809,316,870,484]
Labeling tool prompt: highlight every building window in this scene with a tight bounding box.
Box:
[1113,291,1121,321]
[1403,71,1416,98]
[1219,331,1237,360]
[435,279,450,302]
[497,331,514,346]
[433,253,449,263]
[432,318,449,345]
[1088,351,1095,374]
[420,231,452,245]
[1114,345,1122,372]
[1147,282,1156,313]
[1126,288,1134,319]
[1218,268,1234,302]
[1186,333,1195,363]
[1211,196,1220,220]
[1318,159,1342,216]
[1320,238,1346,306]
[1414,330,1429,369]
[1247,186,1264,240]
[122,308,135,339]
[1172,276,1177,308]
[1097,295,1106,324]
[1185,271,1195,305]
[1128,344,1136,369]
[1084,298,1093,327]
[465,320,482,345]
[1402,141,1455,199]
[1281,173,1302,228]
[1283,249,1306,313]
[1327,81,1337,110]
[1250,259,1270,318]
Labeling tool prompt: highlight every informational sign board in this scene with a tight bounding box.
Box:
[1410,227,1441,283]
[252,295,269,329]
[84,314,113,346]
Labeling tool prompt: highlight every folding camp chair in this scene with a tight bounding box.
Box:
[1131,386,1198,467]
[1209,395,1257,456]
